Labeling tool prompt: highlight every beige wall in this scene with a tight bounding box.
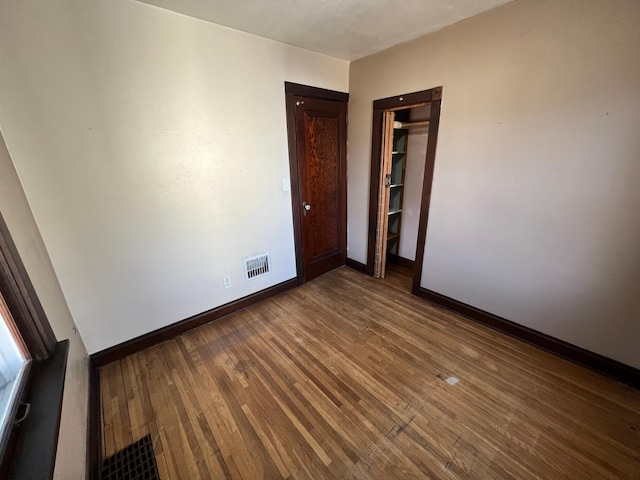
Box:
[348,0,640,368]
[0,0,349,354]
[0,131,88,479]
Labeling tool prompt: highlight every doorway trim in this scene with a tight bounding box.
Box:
[366,87,443,294]
[284,82,349,284]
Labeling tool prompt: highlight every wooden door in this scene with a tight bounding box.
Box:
[287,86,347,282]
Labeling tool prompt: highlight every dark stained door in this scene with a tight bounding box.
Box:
[293,95,347,281]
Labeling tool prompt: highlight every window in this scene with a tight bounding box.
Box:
[0,294,31,458]
[0,212,67,478]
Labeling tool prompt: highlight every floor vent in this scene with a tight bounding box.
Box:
[244,253,271,281]
[101,434,160,480]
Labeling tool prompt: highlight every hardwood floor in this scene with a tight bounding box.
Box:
[100,266,640,479]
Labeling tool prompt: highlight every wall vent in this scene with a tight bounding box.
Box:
[243,253,271,281]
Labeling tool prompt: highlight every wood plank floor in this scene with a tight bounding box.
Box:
[100,266,640,479]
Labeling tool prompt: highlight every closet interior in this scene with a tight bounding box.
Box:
[375,104,430,281]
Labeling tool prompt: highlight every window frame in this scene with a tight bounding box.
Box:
[0,295,31,460]
[0,212,67,478]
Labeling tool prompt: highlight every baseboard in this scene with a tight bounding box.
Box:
[416,287,640,389]
[347,256,416,273]
[87,359,101,480]
[387,254,415,269]
[91,278,298,367]
[86,277,299,478]
[346,258,368,273]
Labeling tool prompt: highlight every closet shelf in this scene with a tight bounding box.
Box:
[385,112,410,259]
[394,120,430,129]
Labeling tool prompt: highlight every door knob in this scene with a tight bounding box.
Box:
[303,201,311,216]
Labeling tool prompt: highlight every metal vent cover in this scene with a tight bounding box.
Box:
[101,434,159,480]
[243,253,271,281]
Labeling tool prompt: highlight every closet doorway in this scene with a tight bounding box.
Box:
[366,87,442,294]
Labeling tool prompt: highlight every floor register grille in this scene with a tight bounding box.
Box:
[101,434,160,480]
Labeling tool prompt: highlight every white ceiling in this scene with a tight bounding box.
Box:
[135,0,514,61]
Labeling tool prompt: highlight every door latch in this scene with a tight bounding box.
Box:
[384,174,392,188]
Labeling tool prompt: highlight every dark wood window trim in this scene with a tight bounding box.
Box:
[0,212,68,479]
[0,214,57,359]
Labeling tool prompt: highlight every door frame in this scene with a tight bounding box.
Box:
[366,87,443,294]
[284,82,349,284]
